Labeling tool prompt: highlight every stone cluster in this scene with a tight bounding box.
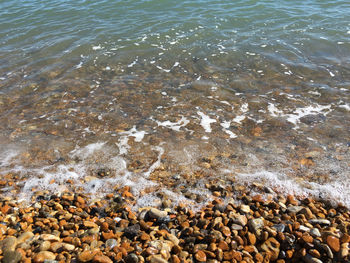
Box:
[0,189,349,263]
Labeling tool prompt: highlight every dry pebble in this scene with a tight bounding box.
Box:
[0,189,350,263]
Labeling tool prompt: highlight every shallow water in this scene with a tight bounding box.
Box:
[0,0,349,207]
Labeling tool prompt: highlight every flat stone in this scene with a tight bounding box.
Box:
[299,225,310,232]
[287,206,304,214]
[326,235,340,252]
[40,234,60,242]
[2,250,22,263]
[0,236,17,252]
[84,220,99,228]
[309,219,331,226]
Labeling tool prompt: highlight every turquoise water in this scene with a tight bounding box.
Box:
[0,0,349,206]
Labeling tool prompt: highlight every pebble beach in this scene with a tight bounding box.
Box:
[1,0,350,262]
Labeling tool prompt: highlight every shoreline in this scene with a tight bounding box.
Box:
[0,185,349,263]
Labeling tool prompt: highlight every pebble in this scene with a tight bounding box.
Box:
[17,231,34,244]
[147,208,168,219]
[105,238,118,248]
[287,206,304,213]
[125,253,139,263]
[248,218,264,233]
[195,250,207,262]
[260,237,280,261]
[326,235,340,252]
[240,204,250,213]
[310,228,321,237]
[304,254,323,263]
[309,219,331,226]
[78,250,97,262]
[0,187,349,263]
[0,236,17,252]
[33,251,56,263]
[2,250,22,263]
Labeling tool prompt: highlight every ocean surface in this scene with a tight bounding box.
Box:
[0,0,349,207]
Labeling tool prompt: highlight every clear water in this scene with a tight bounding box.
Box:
[0,0,349,207]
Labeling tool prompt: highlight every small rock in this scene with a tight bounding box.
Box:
[299,225,310,232]
[232,214,247,226]
[17,232,34,244]
[341,243,349,258]
[39,241,51,251]
[125,253,139,263]
[260,237,280,261]
[149,255,168,263]
[124,224,140,239]
[326,235,340,252]
[309,219,331,226]
[195,250,207,262]
[40,234,60,242]
[78,250,97,262]
[272,224,285,232]
[93,255,113,263]
[248,218,264,233]
[0,236,17,252]
[2,250,22,263]
[33,251,56,263]
[105,239,118,249]
[310,228,321,237]
[287,206,304,214]
[304,254,323,263]
[240,205,250,213]
[147,208,168,219]
[166,233,179,246]
[84,221,98,228]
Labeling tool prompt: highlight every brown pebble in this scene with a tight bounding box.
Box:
[195,250,207,262]
[93,254,113,263]
[78,250,97,262]
[248,232,256,245]
[33,251,56,263]
[326,235,340,252]
[218,240,229,251]
[309,249,321,258]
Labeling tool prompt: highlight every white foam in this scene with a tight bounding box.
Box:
[70,142,106,160]
[268,103,283,117]
[197,111,216,132]
[232,115,245,124]
[154,116,189,131]
[116,126,147,155]
[92,45,102,50]
[339,104,350,111]
[241,103,249,113]
[128,57,138,68]
[156,66,170,73]
[285,104,332,126]
[235,171,350,208]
